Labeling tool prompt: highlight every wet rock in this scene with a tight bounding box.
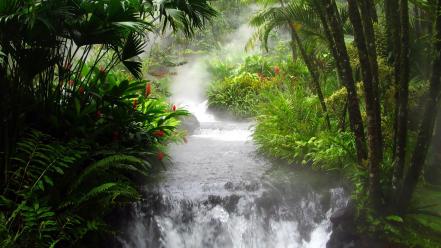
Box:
[224,182,234,191]
[148,65,170,78]
[207,195,223,206]
[223,195,240,212]
[327,201,357,248]
[179,114,200,134]
[244,181,260,191]
[327,201,401,248]
[330,201,355,224]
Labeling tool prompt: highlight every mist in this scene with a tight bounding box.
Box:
[167,4,260,122]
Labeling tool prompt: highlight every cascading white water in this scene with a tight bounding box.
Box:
[119,55,348,248]
[119,9,348,247]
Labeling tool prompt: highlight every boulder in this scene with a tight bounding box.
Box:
[179,114,200,134]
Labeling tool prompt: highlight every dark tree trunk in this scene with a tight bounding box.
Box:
[322,0,368,165]
[358,0,380,85]
[425,108,441,184]
[388,0,402,159]
[347,0,384,208]
[392,0,410,196]
[312,0,343,80]
[366,0,378,22]
[357,1,383,160]
[398,0,441,211]
[385,0,400,63]
[290,25,331,130]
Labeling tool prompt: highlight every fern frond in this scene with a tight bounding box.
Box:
[74,182,140,206]
[70,155,149,192]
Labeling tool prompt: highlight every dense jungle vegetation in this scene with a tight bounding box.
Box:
[1,0,441,247]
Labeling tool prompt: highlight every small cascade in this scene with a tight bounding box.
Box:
[119,9,348,247]
[119,79,348,247]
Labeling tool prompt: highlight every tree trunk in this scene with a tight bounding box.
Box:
[392,0,410,196]
[425,108,441,185]
[290,25,331,130]
[322,0,368,165]
[357,1,383,158]
[366,0,378,22]
[347,0,384,208]
[388,0,402,159]
[385,0,400,63]
[398,0,441,211]
[358,0,380,89]
[290,28,297,61]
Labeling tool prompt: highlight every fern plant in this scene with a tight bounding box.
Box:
[1,130,154,247]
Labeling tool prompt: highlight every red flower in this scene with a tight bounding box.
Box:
[153,130,165,138]
[172,104,177,112]
[274,66,280,75]
[68,80,75,86]
[112,131,120,141]
[78,86,85,94]
[96,111,103,119]
[145,83,152,97]
[133,99,138,110]
[157,152,165,161]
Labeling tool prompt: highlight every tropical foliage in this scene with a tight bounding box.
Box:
[2,0,441,246]
[205,0,441,246]
[0,0,216,247]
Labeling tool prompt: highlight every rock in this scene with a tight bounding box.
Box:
[327,201,401,248]
[330,201,356,224]
[179,114,200,134]
[327,201,358,248]
[148,65,170,78]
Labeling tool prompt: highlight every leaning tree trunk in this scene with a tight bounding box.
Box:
[312,0,349,130]
[289,28,297,61]
[290,25,331,130]
[347,0,384,208]
[398,0,441,212]
[392,0,411,196]
[321,0,368,165]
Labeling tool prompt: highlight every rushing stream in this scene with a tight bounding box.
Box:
[118,11,348,246]
[118,59,348,247]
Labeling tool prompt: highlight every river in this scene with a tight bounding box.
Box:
[118,9,349,244]
[118,57,348,247]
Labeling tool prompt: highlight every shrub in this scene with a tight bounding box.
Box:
[207,72,269,117]
[253,87,326,161]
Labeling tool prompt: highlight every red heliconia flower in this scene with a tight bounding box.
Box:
[274,66,280,75]
[157,152,165,161]
[172,104,177,112]
[145,83,152,97]
[112,131,120,141]
[78,86,85,94]
[99,66,106,74]
[133,99,138,110]
[68,79,75,86]
[96,111,103,119]
[153,130,165,138]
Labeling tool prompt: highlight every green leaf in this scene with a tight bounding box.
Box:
[386,215,404,223]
